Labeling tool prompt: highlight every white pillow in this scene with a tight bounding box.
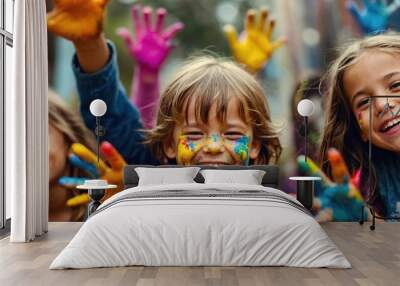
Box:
[135,167,201,186]
[200,169,266,185]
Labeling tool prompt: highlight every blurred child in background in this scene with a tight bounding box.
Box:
[48,90,96,221]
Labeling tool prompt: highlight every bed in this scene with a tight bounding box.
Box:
[50,165,350,269]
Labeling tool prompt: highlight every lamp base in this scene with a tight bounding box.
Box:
[296,180,314,210]
[87,188,105,216]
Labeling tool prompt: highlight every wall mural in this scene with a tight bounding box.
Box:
[46,0,400,222]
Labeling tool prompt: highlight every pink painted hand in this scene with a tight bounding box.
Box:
[116,5,184,128]
[117,5,184,72]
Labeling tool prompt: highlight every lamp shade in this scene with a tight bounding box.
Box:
[90,99,107,117]
[297,99,315,117]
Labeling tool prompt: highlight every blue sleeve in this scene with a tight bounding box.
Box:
[72,41,159,165]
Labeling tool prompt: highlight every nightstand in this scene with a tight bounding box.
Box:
[289,176,321,210]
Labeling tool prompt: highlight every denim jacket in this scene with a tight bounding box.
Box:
[72,42,158,165]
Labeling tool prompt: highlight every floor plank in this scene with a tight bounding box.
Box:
[0,222,399,286]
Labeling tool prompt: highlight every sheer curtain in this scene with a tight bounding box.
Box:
[7,0,48,242]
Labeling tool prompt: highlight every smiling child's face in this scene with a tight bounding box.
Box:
[164,97,261,165]
[343,50,400,153]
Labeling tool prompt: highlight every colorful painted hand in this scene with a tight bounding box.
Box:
[117,5,184,72]
[59,141,127,207]
[347,0,400,35]
[297,148,366,222]
[47,0,109,41]
[223,7,286,73]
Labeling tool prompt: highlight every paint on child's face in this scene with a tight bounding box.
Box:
[177,135,202,165]
[343,51,400,152]
[235,136,250,163]
[203,133,223,154]
[177,132,251,166]
[227,135,250,164]
[170,97,261,166]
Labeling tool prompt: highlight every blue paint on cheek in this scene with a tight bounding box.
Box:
[234,136,250,164]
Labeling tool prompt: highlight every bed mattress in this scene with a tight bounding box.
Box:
[50,183,351,269]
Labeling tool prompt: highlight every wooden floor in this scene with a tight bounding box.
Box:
[0,222,399,286]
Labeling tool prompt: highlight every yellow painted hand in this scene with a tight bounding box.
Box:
[47,0,109,41]
[223,7,286,73]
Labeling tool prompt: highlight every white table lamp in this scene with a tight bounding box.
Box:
[79,99,109,216]
[89,99,107,166]
[297,99,315,162]
[90,99,107,117]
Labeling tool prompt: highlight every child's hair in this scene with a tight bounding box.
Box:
[147,55,282,164]
[48,89,96,178]
[320,32,400,206]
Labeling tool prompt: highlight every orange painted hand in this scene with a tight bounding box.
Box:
[223,7,286,73]
[47,0,109,41]
[60,141,127,207]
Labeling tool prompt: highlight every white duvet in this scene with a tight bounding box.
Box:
[50,183,351,269]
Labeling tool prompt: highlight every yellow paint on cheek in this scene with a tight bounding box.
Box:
[357,112,368,140]
[177,136,201,165]
[357,112,364,129]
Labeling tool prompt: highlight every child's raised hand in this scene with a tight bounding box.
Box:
[346,0,400,35]
[297,148,365,222]
[116,5,184,72]
[47,0,109,41]
[223,7,286,73]
[59,141,127,207]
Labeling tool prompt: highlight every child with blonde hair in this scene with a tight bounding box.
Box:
[147,55,282,166]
